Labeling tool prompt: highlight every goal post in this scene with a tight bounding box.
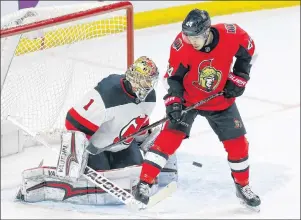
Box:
[1,1,134,156]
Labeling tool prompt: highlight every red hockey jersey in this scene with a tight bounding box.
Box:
[164,23,255,111]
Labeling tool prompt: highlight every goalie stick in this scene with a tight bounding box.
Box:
[6,115,176,211]
[87,92,224,155]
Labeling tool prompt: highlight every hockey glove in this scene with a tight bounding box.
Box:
[224,72,250,98]
[164,94,183,123]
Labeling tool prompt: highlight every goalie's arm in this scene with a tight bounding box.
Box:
[65,88,112,139]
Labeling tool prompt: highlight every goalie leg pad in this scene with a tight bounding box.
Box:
[56,131,89,181]
[158,153,178,186]
[18,166,144,205]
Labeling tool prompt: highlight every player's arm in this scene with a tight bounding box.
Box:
[165,40,189,98]
[59,88,112,180]
[164,37,190,123]
[65,88,111,139]
[224,24,256,98]
[233,25,255,76]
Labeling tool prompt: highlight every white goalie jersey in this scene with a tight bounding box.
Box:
[17,74,178,206]
[65,74,156,152]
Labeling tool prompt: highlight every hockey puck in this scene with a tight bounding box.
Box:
[192,161,202,168]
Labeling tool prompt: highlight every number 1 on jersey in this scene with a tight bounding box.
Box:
[83,99,94,111]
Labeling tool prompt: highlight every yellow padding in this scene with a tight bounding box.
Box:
[14,1,300,56]
[134,1,300,29]
[15,16,126,55]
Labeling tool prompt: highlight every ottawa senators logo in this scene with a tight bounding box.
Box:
[192,59,222,92]
[234,118,243,129]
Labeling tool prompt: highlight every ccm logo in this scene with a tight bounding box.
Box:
[164,96,181,105]
[228,73,247,87]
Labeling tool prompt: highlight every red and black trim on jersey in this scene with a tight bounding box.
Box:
[65,74,156,139]
[120,78,137,100]
[65,108,99,137]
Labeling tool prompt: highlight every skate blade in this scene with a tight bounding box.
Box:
[239,199,260,212]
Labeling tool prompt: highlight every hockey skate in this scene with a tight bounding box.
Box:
[235,183,261,212]
[133,181,152,205]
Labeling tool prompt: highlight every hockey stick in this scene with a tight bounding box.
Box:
[6,115,176,210]
[87,91,224,155]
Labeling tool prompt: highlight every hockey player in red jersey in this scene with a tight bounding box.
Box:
[134,9,261,211]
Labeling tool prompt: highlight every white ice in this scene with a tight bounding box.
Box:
[1,6,300,219]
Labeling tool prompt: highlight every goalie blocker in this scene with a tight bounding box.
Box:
[16,130,178,205]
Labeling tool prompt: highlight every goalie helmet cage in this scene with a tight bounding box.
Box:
[1,1,134,144]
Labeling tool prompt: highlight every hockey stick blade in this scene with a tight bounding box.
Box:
[83,166,141,207]
[146,181,177,209]
[87,92,223,155]
[128,181,178,211]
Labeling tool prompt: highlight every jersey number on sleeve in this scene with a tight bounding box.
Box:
[83,99,94,111]
[247,37,254,50]
[166,63,174,77]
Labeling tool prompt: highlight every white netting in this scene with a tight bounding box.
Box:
[1,1,133,144]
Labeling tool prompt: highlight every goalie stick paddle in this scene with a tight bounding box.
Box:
[87,92,224,155]
[146,181,177,209]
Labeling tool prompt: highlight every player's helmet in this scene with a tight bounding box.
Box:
[125,56,159,101]
[181,9,211,50]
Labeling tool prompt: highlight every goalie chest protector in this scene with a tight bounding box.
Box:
[84,74,156,149]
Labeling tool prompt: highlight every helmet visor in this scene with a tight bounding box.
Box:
[182,28,210,49]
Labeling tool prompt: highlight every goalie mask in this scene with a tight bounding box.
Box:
[125,56,159,101]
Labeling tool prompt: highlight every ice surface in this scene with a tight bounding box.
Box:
[1,6,300,219]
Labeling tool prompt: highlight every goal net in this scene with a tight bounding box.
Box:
[1,1,134,144]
